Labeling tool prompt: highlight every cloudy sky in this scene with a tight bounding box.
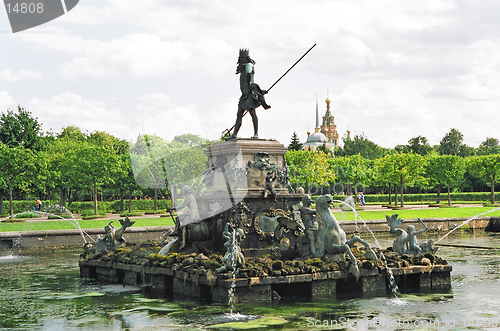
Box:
[1,0,499,149]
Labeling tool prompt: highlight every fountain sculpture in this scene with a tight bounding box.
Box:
[386,214,438,255]
[80,48,451,303]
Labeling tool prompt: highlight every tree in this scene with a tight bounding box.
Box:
[374,155,400,205]
[336,133,386,160]
[316,142,333,156]
[0,145,36,215]
[46,134,88,209]
[330,155,373,196]
[0,105,44,151]
[66,142,124,214]
[437,128,473,157]
[285,150,335,194]
[129,134,207,209]
[426,154,466,205]
[375,153,427,207]
[57,125,87,141]
[171,133,210,148]
[468,155,500,204]
[477,137,500,155]
[408,136,433,155]
[288,131,303,151]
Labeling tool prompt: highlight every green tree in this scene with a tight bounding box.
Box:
[129,134,207,209]
[437,128,473,157]
[426,154,466,206]
[336,133,386,160]
[67,142,124,214]
[0,178,6,215]
[330,155,372,196]
[408,136,433,155]
[171,133,210,148]
[477,137,500,155]
[57,125,87,141]
[285,150,335,194]
[375,153,427,207]
[316,142,333,156]
[0,105,45,151]
[0,144,36,215]
[374,155,400,205]
[468,155,500,204]
[288,131,303,151]
[45,135,88,209]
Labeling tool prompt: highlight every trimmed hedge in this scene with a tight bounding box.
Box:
[364,192,494,203]
[0,199,174,214]
[69,200,172,213]
[0,200,50,214]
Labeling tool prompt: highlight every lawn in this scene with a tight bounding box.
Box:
[0,217,175,232]
[333,206,500,221]
[0,207,499,232]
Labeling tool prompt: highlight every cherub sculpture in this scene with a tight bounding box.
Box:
[386,214,437,255]
[216,223,245,274]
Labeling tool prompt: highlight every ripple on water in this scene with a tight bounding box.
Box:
[0,255,34,264]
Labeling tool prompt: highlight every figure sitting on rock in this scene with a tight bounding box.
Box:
[91,216,136,254]
[299,194,319,258]
[406,221,437,255]
[167,185,200,250]
[386,214,437,255]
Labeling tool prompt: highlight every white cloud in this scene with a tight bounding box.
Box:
[129,94,206,142]
[26,92,129,136]
[4,0,500,150]
[0,91,17,110]
[1,69,43,82]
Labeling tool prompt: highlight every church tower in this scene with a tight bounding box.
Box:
[320,94,340,146]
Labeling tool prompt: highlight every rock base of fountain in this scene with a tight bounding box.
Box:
[80,245,451,303]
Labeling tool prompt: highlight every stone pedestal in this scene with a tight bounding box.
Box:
[204,138,290,195]
[193,139,301,252]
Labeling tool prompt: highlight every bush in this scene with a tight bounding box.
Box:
[144,210,165,215]
[483,203,500,207]
[15,211,39,218]
[82,215,107,220]
[364,192,493,203]
[1,200,50,214]
[80,209,106,217]
[119,212,143,217]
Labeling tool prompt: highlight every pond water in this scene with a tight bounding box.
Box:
[1,231,500,330]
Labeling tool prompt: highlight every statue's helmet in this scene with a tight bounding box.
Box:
[237,48,255,64]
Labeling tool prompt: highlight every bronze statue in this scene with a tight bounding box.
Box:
[386,214,437,255]
[263,171,277,201]
[299,194,319,258]
[216,223,245,274]
[88,216,136,254]
[227,49,270,139]
[167,185,201,250]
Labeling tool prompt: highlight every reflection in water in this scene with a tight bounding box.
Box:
[0,233,500,330]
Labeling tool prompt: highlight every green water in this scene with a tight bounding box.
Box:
[2,232,500,330]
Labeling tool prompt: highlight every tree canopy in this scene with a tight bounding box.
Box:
[477,138,500,156]
[437,128,474,157]
[288,131,303,151]
[335,133,386,160]
[0,105,45,151]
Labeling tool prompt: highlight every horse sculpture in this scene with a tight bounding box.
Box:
[315,194,378,280]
